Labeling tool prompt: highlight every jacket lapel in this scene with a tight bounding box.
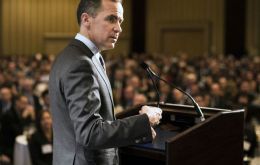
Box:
[69,39,114,106]
[92,56,114,105]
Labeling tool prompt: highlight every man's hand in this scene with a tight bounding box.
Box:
[139,105,162,126]
[22,105,35,120]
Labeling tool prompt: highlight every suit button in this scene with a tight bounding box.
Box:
[142,137,147,141]
[135,139,141,144]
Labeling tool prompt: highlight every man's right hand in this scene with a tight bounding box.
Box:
[139,105,162,126]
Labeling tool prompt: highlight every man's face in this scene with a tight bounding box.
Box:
[16,96,29,112]
[0,87,12,102]
[41,111,52,130]
[84,0,124,51]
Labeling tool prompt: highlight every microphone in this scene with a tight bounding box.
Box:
[140,62,205,122]
[142,63,160,107]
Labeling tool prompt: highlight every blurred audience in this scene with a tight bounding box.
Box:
[0,53,52,165]
[1,95,35,163]
[0,52,260,163]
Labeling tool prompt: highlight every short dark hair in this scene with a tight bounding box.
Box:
[76,0,122,25]
[36,110,52,134]
[41,89,49,98]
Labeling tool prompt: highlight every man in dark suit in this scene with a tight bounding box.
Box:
[49,0,162,165]
[1,95,35,164]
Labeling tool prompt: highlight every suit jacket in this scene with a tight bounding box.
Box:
[49,39,152,165]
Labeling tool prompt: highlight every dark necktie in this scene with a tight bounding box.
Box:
[99,55,105,71]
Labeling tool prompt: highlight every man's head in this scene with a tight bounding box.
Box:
[77,0,124,51]
[210,83,222,96]
[172,88,184,102]
[42,89,49,107]
[21,78,34,92]
[15,95,29,113]
[0,87,12,102]
[133,93,147,106]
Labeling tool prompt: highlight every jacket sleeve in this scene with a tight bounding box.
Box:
[62,59,152,149]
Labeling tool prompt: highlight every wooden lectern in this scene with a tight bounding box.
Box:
[116,103,244,165]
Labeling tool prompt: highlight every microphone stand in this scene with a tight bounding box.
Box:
[141,62,205,122]
[146,69,160,107]
[151,73,205,122]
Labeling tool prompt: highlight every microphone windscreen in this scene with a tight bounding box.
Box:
[140,62,149,70]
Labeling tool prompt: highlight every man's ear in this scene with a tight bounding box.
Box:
[81,13,92,26]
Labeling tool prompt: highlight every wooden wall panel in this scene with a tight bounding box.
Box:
[1,0,131,56]
[159,22,210,56]
[162,30,204,56]
[0,0,259,57]
[246,0,260,56]
[2,0,78,55]
[146,0,225,56]
[0,0,2,54]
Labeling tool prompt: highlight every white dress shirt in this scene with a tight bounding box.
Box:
[75,33,105,70]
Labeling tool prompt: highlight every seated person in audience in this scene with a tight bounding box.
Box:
[238,80,256,105]
[0,125,11,165]
[244,121,258,158]
[40,89,49,111]
[0,88,12,165]
[20,78,42,114]
[159,81,171,103]
[122,85,135,109]
[193,94,208,107]
[0,87,14,115]
[209,83,228,108]
[1,95,35,163]
[133,93,148,106]
[28,110,52,165]
[166,88,185,104]
[234,93,258,158]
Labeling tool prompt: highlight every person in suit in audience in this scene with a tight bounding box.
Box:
[121,85,135,108]
[0,87,14,115]
[0,126,11,165]
[49,0,162,165]
[209,83,228,108]
[133,93,147,106]
[40,89,49,111]
[167,88,185,104]
[28,110,52,165]
[1,95,35,163]
[20,78,42,114]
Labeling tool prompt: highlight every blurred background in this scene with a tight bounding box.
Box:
[0,0,259,57]
[0,0,260,165]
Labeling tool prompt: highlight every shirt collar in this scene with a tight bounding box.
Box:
[75,33,99,55]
